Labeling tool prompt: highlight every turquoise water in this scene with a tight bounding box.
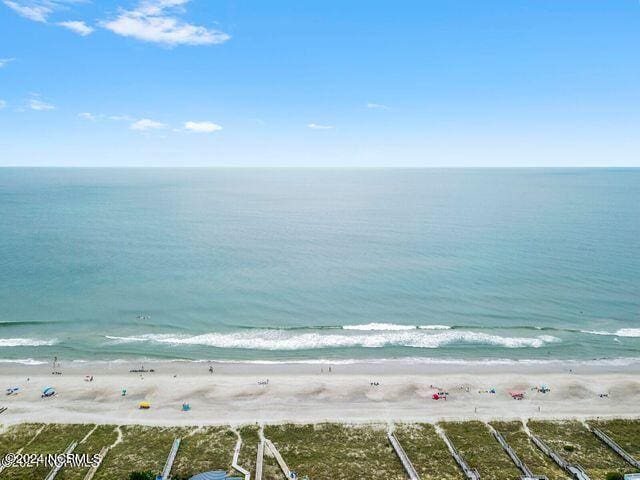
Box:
[0,168,638,364]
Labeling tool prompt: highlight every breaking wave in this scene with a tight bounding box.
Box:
[105,330,560,350]
[342,323,451,331]
[580,328,640,338]
[0,338,58,347]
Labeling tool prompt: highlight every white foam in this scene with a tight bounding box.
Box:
[0,338,58,347]
[343,323,451,331]
[581,330,612,336]
[616,328,640,337]
[580,328,640,338]
[105,330,560,350]
[0,358,49,365]
[343,323,417,331]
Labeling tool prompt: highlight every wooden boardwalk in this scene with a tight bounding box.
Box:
[528,433,589,480]
[387,430,421,480]
[436,427,480,480]
[255,439,264,480]
[490,428,547,480]
[590,427,640,470]
[232,433,251,480]
[160,438,181,480]
[83,446,108,480]
[44,441,78,480]
[264,438,292,479]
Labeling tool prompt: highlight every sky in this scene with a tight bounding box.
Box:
[0,0,639,167]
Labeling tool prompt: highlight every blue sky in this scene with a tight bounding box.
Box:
[1,0,639,167]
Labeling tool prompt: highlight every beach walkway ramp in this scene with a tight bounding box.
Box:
[437,428,480,480]
[159,438,181,480]
[255,439,264,480]
[528,433,589,480]
[264,438,292,479]
[387,430,421,480]
[590,427,640,470]
[231,432,251,480]
[491,428,548,480]
[44,441,78,480]
[83,446,108,480]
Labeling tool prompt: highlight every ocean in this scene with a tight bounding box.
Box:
[0,168,638,365]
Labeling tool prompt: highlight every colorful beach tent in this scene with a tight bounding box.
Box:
[139,401,151,409]
[42,387,55,397]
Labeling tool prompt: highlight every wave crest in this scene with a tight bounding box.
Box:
[0,338,58,347]
[105,330,560,350]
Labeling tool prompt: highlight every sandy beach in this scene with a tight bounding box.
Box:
[1,360,638,426]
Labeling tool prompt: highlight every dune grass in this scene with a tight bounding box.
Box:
[394,423,462,480]
[528,420,632,480]
[57,425,120,480]
[439,421,521,480]
[92,425,192,480]
[2,420,638,480]
[170,426,238,478]
[0,423,43,456]
[237,424,261,476]
[490,421,569,480]
[2,423,95,480]
[589,419,640,459]
[264,422,406,480]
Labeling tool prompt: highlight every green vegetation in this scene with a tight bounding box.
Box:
[0,420,638,480]
[171,426,237,478]
[490,421,569,480]
[606,472,625,480]
[0,423,43,456]
[264,423,406,480]
[2,423,94,480]
[528,420,631,480]
[92,425,192,480]
[439,421,521,480]
[57,425,120,480]
[237,424,261,475]
[128,472,155,480]
[394,423,461,480]
[590,419,640,458]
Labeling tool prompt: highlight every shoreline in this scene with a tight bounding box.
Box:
[1,359,639,426]
[2,355,640,371]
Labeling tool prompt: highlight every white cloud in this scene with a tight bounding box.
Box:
[131,118,166,131]
[28,94,55,111]
[307,123,333,130]
[3,0,79,23]
[0,58,15,68]
[0,100,6,110]
[58,20,93,35]
[101,0,230,46]
[184,120,222,133]
[3,0,51,22]
[78,112,99,120]
[366,102,389,110]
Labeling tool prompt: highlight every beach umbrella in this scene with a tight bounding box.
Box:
[139,401,151,409]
